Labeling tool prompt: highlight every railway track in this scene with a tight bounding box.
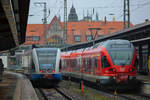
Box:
[116,82,150,100]
[118,93,150,100]
[87,80,150,100]
[63,77,150,100]
[84,83,135,100]
[34,78,150,100]
[55,87,73,100]
[36,88,73,100]
[95,82,150,100]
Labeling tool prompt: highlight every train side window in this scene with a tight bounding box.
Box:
[83,58,86,67]
[71,59,77,69]
[93,57,97,68]
[89,58,92,67]
[61,59,64,68]
[66,59,70,67]
[85,58,88,72]
[62,59,67,69]
[76,58,81,71]
[102,56,110,68]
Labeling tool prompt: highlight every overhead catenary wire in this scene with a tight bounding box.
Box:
[36,1,150,9]
[117,1,150,21]
[30,1,150,16]
[28,0,150,24]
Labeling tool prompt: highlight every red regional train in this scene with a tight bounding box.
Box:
[60,39,138,87]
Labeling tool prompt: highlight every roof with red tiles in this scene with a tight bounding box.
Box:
[47,16,64,30]
[24,16,133,45]
[26,24,48,36]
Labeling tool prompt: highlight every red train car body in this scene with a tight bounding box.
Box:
[61,40,137,86]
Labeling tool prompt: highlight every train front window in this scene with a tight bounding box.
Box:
[37,50,57,72]
[109,50,133,65]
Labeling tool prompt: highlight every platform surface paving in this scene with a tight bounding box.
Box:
[0,71,39,100]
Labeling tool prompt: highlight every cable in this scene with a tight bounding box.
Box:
[29,0,150,23]
[116,1,150,21]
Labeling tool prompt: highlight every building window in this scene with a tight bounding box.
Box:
[86,35,93,41]
[30,30,35,32]
[88,24,91,26]
[32,36,40,41]
[74,35,81,42]
[26,36,32,41]
[98,35,103,38]
[72,29,75,32]
[72,24,76,27]
[72,29,75,34]
[108,28,115,33]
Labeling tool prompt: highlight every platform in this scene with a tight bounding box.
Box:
[0,71,39,100]
[137,74,150,84]
[137,74,150,95]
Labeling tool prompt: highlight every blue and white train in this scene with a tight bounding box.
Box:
[24,48,62,85]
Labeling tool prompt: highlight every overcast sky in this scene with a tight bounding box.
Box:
[28,0,150,25]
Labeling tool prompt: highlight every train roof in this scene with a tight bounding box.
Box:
[62,39,133,53]
[93,39,133,49]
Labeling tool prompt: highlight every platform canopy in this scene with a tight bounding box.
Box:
[0,0,30,51]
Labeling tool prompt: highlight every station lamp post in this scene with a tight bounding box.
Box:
[88,28,101,45]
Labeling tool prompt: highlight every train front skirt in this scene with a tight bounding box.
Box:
[30,73,62,81]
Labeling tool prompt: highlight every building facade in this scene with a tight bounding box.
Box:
[45,16,65,47]
[24,24,47,45]
[45,15,133,45]
[24,5,133,46]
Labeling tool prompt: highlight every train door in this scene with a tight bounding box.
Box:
[91,57,95,75]
[70,57,78,72]
[94,56,101,75]
[91,56,97,75]
[84,56,92,74]
[67,59,72,72]
[76,56,81,73]
[82,56,86,73]
[61,58,70,72]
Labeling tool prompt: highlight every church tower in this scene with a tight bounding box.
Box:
[68,4,78,22]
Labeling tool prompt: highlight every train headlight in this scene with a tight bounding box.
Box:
[113,68,116,72]
[129,68,135,72]
[40,70,43,73]
[109,68,116,72]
